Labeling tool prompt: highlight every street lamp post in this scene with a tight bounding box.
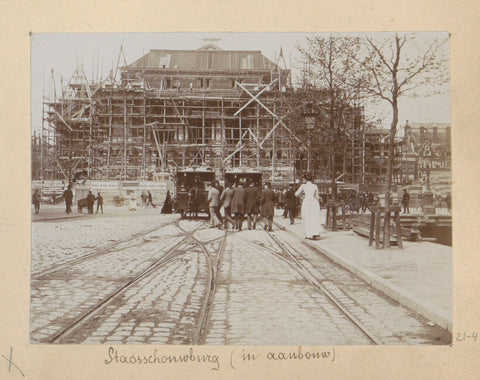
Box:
[305,114,316,175]
[421,141,435,215]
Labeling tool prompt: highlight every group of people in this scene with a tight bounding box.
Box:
[206,180,276,231]
[129,190,173,214]
[279,183,301,225]
[86,191,104,214]
[140,191,156,208]
[276,174,323,239]
[200,173,323,240]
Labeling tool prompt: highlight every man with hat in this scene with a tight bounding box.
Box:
[285,183,297,225]
[231,180,246,231]
[244,180,260,230]
[63,184,73,214]
[207,182,221,228]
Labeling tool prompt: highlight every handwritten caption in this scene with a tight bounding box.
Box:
[104,346,336,371]
[456,331,478,342]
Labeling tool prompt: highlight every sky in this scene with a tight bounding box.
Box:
[31,32,451,134]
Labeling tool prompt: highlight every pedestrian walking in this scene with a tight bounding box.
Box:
[161,190,173,214]
[95,192,104,214]
[245,180,260,230]
[214,180,224,197]
[86,191,96,214]
[359,191,366,213]
[260,182,275,231]
[285,183,297,225]
[220,183,235,229]
[63,185,73,214]
[445,193,451,212]
[278,188,286,214]
[295,173,321,240]
[231,181,246,231]
[365,191,374,212]
[402,189,410,214]
[207,182,222,227]
[187,184,198,218]
[278,187,288,219]
[32,189,41,214]
[146,191,156,208]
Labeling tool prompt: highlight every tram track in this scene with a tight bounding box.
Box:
[45,219,207,344]
[256,230,383,345]
[175,223,228,344]
[32,219,185,279]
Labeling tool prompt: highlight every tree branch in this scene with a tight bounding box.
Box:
[366,36,394,74]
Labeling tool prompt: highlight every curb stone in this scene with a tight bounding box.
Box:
[274,220,452,334]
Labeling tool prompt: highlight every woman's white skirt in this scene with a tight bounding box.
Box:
[301,198,321,237]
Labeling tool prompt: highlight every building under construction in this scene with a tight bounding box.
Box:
[35,44,373,186]
[37,45,296,183]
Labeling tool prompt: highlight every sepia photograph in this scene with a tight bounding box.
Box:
[29,32,453,346]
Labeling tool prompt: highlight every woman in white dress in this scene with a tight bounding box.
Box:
[295,173,321,239]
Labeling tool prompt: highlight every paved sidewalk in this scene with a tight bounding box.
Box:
[273,209,453,333]
[32,205,86,222]
[31,204,166,222]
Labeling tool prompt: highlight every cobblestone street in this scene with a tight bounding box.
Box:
[31,207,450,345]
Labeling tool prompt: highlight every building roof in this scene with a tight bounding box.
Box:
[364,128,390,136]
[406,122,450,129]
[126,48,281,71]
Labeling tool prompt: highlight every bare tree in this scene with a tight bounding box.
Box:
[355,32,449,205]
[297,35,362,203]
[349,32,449,245]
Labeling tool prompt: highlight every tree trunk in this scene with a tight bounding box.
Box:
[384,98,398,246]
[386,99,398,206]
[330,90,336,203]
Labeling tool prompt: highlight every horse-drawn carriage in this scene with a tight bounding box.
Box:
[174,167,215,217]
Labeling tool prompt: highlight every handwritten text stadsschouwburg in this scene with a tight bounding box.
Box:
[104,347,220,370]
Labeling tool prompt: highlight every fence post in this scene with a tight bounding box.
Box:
[395,210,403,249]
[384,211,391,248]
[375,210,381,249]
[369,211,375,247]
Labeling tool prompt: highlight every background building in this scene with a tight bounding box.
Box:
[402,122,451,192]
[38,44,450,192]
[39,45,300,183]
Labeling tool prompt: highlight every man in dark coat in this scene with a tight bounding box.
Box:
[278,188,286,216]
[285,183,297,225]
[86,191,96,214]
[146,191,156,208]
[402,189,410,214]
[63,185,73,214]
[365,191,374,212]
[260,182,275,231]
[231,181,246,231]
[188,184,199,218]
[32,189,41,214]
[445,193,451,212]
[244,180,260,230]
[359,191,366,213]
[96,192,104,214]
